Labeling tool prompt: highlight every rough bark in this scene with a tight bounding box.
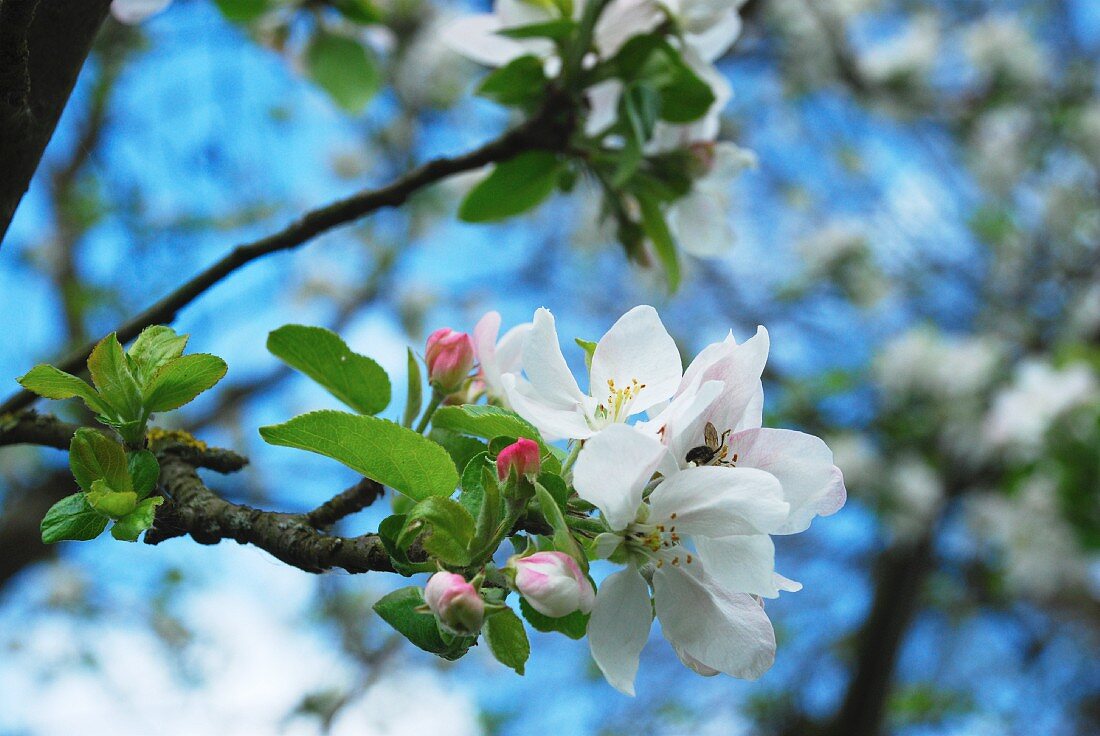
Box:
[0,0,112,243]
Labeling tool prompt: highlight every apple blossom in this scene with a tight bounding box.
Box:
[665,142,757,258]
[508,551,596,617]
[472,311,532,407]
[574,423,791,693]
[424,571,485,636]
[425,328,476,392]
[110,0,171,24]
[496,437,541,481]
[502,305,682,441]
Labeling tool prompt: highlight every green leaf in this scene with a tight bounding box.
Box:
[429,428,487,482]
[477,55,548,109]
[537,471,569,510]
[267,325,390,415]
[306,30,381,113]
[431,405,544,448]
[458,151,562,223]
[86,479,138,519]
[259,410,459,501]
[16,365,111,415]
[397,497,476,566]
[402,348,423,428]
[127,325,188,386]
[214,0,269,23]
[458,451,490,518]
[637,193,681,293]
[69,428,131,493]
[535,481,585,569]
[87,333,143,418]
[612,35,716,124]
[331,0,380,24]
[110,496,164,542]
[519,596,589,639]
[143,353,228,412]
[483,607,530,675]
[495,19,576,41]
[622,82,660,143]
[40,493,108,544]
[373,587,475,660]
[574,338,597,372]
[128,450,160,498]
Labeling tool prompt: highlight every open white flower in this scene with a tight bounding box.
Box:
[666,142,756,257]
[644,326,847,537]
[472,311,531,407]
[574,424,789,694]
[502,305,681,441]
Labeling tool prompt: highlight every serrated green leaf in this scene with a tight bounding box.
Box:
[110,496,164,542]
[69,428,131,493]
[127,326,189,386]
[16,365,111,415]
[306,30,380,113]
[458,151,561,223]
[128,450,159,498]
[518,596,589,639]
[267,325,390,415]
[484,607,529,674]
[397,497,476,566]
[143,353,228,412]
[373,586,475,660]
[86,478,138,519]
[40,493,108,544]
[430,428,487,482]
[637,193,680,293]
[87,333,143,418]
[403,348,423,428]
[431,405,544,449]
[259,410,459,501]
[477,55,547,109]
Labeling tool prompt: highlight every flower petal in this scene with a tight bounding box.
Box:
[573,424,666,531]
[654,564,776,680]
[590,305,682,415]
[728,428,847,534]
[522,308,586,408]
[647,465,788,537]
[588,567,653,696]
[681,326,769,433]
[695,534,783,598]
[440,14,528,67]
[503,374,592,442]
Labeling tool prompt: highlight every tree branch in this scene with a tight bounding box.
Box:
[146,455,395,575]
[306,478,384,530]
[0,99,574,415]
[0,0,112,243]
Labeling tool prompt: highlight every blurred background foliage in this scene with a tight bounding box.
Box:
[1,0,1098,734]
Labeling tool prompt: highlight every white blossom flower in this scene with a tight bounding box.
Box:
[502,305,681,441]
[665,142,756,258]
[984,360,1098,453]
[472,311,532,407]
[574,424,789,693]
[110,0,171,23]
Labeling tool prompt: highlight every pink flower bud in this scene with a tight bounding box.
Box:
[510,552,595,618]
[425,328,475,392]
[424,571,485,635]
[496,438,541,481]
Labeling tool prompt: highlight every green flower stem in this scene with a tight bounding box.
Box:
[414,390,445,435]
[560,439,582,479]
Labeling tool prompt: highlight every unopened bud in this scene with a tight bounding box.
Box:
[425,328,475,392]
[423,571,484,635]
[508,551,595,618]
[496,438,541,481]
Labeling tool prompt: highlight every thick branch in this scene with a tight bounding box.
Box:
[146,455,394,575]
[0,0,112,243]
[0,101,574,415]
[0,410,248,473]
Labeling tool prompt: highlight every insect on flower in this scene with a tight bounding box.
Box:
[685,421,737,467]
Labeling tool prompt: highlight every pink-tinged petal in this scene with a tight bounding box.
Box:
[682,326,769,434]
[728,428,847,534]
[522,308,586,408]
[503,374,592,442]
[643,379,726,470]
[654,564,776,680]
[590,305,682,415]
[695,534,783,598]
[573,424,666,531]
[588,567,653,696]
[647,465,788,538]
